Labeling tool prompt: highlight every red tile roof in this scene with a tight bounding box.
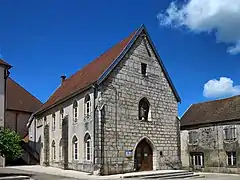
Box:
[0,59,12,68]
[37,30,137,113]
[6,78,42,113]
[181,95,240,127]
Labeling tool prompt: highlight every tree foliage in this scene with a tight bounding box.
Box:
[0,128,22,160]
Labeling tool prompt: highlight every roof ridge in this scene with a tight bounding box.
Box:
[192,94,240,106]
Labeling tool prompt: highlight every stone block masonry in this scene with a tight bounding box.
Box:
[98,32,181,175]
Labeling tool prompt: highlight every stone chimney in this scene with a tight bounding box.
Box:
[61,75,66,85]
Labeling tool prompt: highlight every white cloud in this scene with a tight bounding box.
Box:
[157,0,240,55]
[203,77,240,98]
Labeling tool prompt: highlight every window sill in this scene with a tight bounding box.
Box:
[188,142,199,145]
[224,139,237,143]
[227,165,237,168]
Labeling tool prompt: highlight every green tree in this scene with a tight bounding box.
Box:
[0,128,22,160]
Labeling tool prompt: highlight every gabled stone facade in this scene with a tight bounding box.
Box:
[29,26,181,175]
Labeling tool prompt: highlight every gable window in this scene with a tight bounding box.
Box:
[85,94,91,118]
[73,100,78,123]
[52,140,56,160]
[84,133,92,161]
[224,126,236,141]
[139,98,150,121]
[227,152,237,166]
[60,108,64,128]
[141,63,147,76]
[190,152,204,167]
[72,135,78,160]
[52,113,56,131]
[188,131,198,144]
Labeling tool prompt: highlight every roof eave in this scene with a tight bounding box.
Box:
[35,82,97,116]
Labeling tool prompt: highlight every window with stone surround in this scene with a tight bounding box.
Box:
[73,100,78,123]
[224,126,236,141]
[84,94,91,118]
[188,131,198,144]
[139,98,150,121]
[59,138,63,160]
[60,108,64,129]
[52,113,56,131]
[52,140,56,160]
[227,151,236,166]
[84,133,92,161]
[141,63,147,76]
[72,135,78,160]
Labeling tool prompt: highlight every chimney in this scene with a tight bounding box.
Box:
[61,75,66,84]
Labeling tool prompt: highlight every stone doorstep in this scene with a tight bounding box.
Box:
[117,170,186,178]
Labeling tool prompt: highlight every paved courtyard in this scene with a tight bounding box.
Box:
[1,166,240,180]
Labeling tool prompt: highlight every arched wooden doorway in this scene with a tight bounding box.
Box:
[134,138,153,171]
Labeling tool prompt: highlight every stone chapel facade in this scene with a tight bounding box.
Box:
[28,25,181,175]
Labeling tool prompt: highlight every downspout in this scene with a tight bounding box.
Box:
[3,69,10,129]
[92,84,97,165]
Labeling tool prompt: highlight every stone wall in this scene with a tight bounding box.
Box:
[181,121,240,174]
[99,32,180,174]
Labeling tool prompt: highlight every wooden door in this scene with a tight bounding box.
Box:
[135,139,153,171]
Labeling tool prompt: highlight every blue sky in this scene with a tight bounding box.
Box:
[1,0,240,116]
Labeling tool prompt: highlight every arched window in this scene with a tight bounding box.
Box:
[60,108,64,128]
[72,135,78,160]
[59,139,63,160]
[84,133,92,161]
[84,94,91,118]
[52,140,56,160]
[73,100,78,123]
[52,113,56,131]
[139,98,150,121]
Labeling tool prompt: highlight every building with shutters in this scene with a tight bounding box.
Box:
[181,95,240,174]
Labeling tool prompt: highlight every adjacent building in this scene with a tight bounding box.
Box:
[28,25,181,175]
[181,95,240,174]
[0,59,11,167]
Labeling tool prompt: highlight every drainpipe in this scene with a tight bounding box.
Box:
[92,84,97,166]
[3,69,10,130]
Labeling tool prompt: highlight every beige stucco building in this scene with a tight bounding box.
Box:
[0,59,12,166]
[28,25,181,175]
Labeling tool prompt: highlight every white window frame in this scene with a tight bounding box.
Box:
[52,141,56,160]
[52,114,56,131]
[60,108,64,129]
[72,136,78,160]
[85,139,92,161]
[191,153,203,167]
[73,100,78,123]
[59,139,63,161]
[227,152,237,166]
[85,94,91,119]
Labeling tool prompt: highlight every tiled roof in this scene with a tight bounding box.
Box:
[6,78,42,113]
[37,25,181,114]
[181,95,240,127]
[37,30,137,113]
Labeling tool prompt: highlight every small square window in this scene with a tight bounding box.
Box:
[141,63,147,76]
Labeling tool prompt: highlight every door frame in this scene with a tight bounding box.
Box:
[133,136,157,171]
